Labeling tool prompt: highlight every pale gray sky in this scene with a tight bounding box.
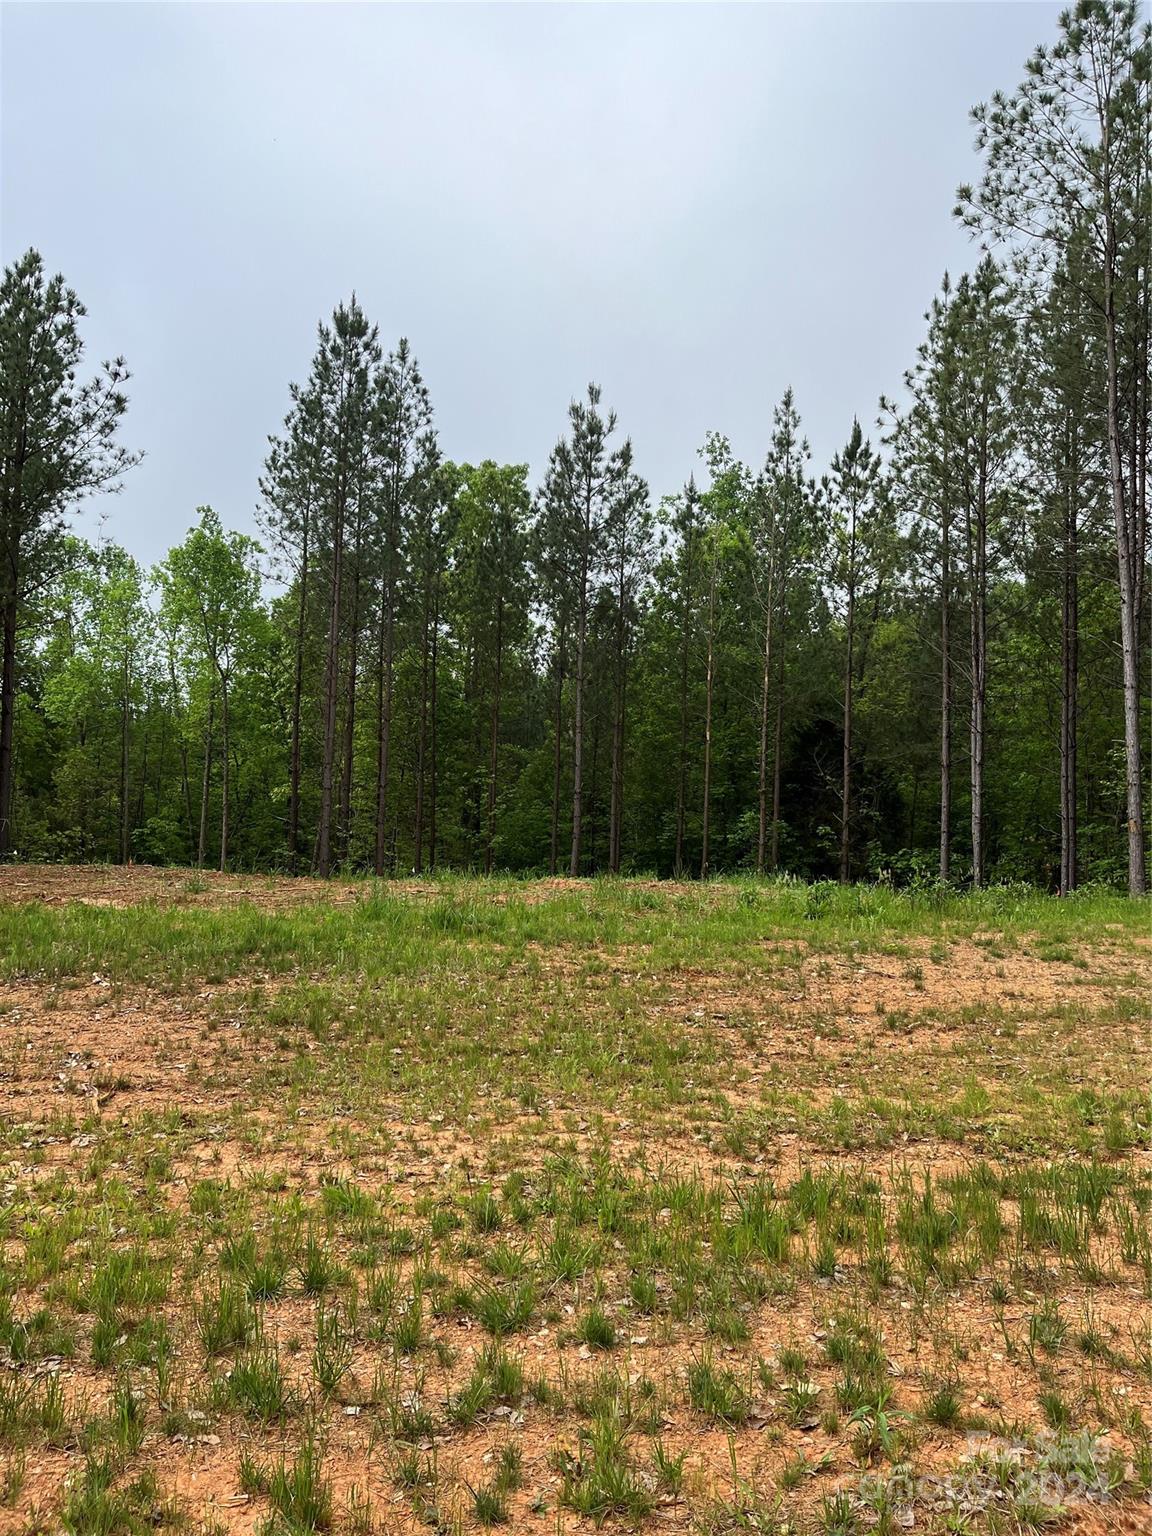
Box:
[2,1,1060,566]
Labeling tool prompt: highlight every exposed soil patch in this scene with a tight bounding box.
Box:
[0,867,1147,1534]
[661,936,1147,1021]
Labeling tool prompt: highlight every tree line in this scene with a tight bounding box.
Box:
[1,1,1148,890]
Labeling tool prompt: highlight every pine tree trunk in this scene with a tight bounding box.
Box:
[429,584,439,871]
[1059,459,1078,896]
[486,595,503,875]
[673,542,692,879]
[700,553,717,880]
[414,582,431,875]
[1104,249,1147,895]
[338,565,360,871]
[609,557,626,875]
[940,498,952,883]
[197,693,214,870]
[839,512,857,885]
[588,697,602,869]
[373,601,395,878]
[288,516,309,874]
[570,536,589,879]
[0,585,18,859]
[970,421,988,889]
[549,629,565,877]
[609,668,625,875]
[373,533,397,879]
[119,652,130,865]
[756,595,773,876]
[770,624,786,872]
[840,613,854,885]
[317,500,345,879]
[219,673,230,873]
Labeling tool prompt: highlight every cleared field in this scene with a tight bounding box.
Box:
[0,867,1148,1535]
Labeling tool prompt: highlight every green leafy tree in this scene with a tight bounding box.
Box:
[156,508,264,870]
[40,539,150,861]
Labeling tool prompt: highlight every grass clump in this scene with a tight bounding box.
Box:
[196,1281,255,1356]
[686,1354,749,1425]
[263,1434,332,1533]
[558,1406,654,1521]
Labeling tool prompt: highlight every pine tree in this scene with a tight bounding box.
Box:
[827,421,890,883]
[602,443,652,874]
[753,390,816,873]
[949,261,1019,887]
[260,374,325,871]
[1020,242,1111,893]
[371,339,435,876]
[0,250,137,856]
[696,435,744,880]
[884,276,963,881]
[409,456,451,873]
[957,0,1152,892]
[668,478,704,877]
[537,385,639,876]
[451,462,532,872]
[275,300,381,878]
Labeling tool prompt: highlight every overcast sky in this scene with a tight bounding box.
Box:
[3,1,1061,568]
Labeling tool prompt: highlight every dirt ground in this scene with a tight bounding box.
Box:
[0,865,1148,1536]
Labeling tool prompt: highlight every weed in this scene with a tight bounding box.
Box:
[312,1301,355,1398]
[924,1374,963,1428]
[196,1281,254,1356]
[264,1433,332,1533]
[218,1343,293,1423]
[459,1279,536,1337]
[61,1454,163,1536]
[576,1306,616,1351]
[651,1440,687,1498]
[297,1232,342,1297]
[469,1483,508,1525]
[1028,1298,1067,1359]
[559,1405,654,1521]
[687,1354,749,1424]
[781,1377,821,1427]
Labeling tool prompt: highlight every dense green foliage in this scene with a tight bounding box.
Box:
[1,2,1148,886]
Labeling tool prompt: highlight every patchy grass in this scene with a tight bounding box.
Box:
[0,866,1147,1533]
